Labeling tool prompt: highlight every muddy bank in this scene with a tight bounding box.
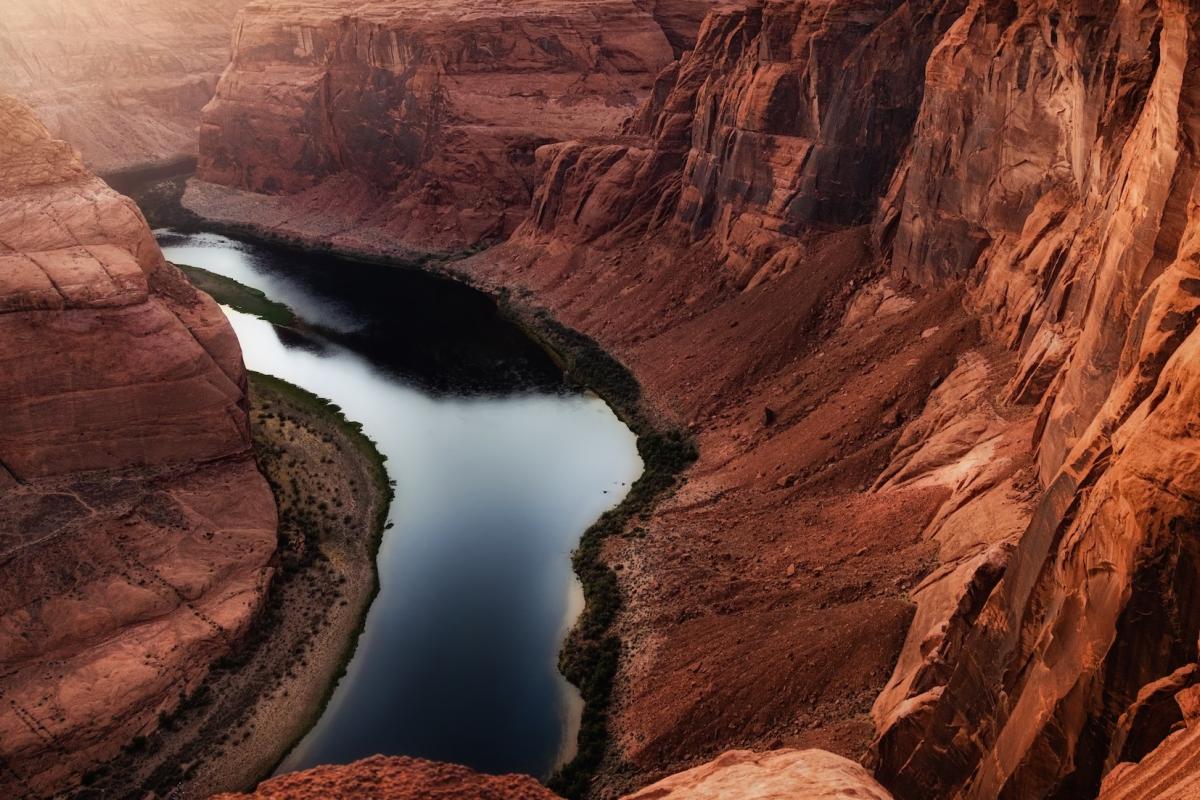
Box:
[75,373,391,799]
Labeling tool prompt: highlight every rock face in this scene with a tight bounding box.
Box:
[192,0,698,253]
[211,755,561,800]
[869,4,1200,798]
[0,0,245,173]
[179,0,1200,797]
[0,95,276,798]
[621,749,894,800]
[519,0,968,276]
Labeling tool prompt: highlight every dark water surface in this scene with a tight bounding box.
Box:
[157,231,641,779]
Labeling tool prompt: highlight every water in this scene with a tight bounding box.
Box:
[156,230,642,779]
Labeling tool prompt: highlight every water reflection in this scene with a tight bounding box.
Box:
[159,231,641,778]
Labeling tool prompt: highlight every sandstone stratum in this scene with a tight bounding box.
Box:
[187,0,714,254]
[0,94,276,797]
[189,0,1200,797]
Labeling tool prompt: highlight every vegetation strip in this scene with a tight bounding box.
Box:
[502,303,697,799]
[161,213,694,799]
[176,263,298,326]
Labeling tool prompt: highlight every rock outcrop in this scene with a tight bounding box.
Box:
[0,0,245,173]
[0,94,276,798]
[175,0,1200,797]
[621,749,894,800]
[869,4,1200,798]
[190,0,699,254]
[212,749,894,800]
[211,755,561,800]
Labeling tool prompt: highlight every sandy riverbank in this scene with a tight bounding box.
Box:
[77,373,391,799]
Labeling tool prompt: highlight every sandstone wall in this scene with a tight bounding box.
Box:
[0,94,276,798]
[870,2,1200,798]
[194,0,691,252]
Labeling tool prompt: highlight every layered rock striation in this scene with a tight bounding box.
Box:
[0,95,276,798]
[474,0,1200,797]
[174,0,1200,797]
[190,0,703,253]
[0,0,245,173]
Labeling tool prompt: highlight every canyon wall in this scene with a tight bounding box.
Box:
[0,0,245,173]
[189,0,710,254]
[0,94,276,798]
[480,1,1200,797]
[173,0,1200,798]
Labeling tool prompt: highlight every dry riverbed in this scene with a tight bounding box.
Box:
[74,373,391,799]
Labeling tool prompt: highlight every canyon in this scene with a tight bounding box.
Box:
[5,0,1200,799]
[187,0,715,254]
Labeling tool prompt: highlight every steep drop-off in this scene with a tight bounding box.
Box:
[869,4,1200,799]
[0,94,276,798]
[0,0,244,173]
[168,0,1200,797]
[188,0,712,254]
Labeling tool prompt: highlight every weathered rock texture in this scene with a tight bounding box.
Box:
[472,0,1200,796]
[211,755,561,800]
[869,4,1200,798]
[182,0,1200,797]
[0,95,276,798]
[191,0,707,253]
[621,749,894,800]
[0,0,245,173]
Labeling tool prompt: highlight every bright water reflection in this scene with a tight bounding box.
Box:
[158,231,642,778]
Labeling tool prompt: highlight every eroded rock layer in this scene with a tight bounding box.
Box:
[192,0,699,253]
[0,0,244,173]
[871,4,1200,798]
[0,95,276,798]
[181,0,1200,797]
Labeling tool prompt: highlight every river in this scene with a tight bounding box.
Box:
[156,230,642,779]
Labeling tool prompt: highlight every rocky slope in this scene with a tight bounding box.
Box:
[188,0,712,254]
[866,3,1200,798]
[169,0,1200,797]
[467,0,1200,796]
[0,94,276,798]
[0,0,245,173]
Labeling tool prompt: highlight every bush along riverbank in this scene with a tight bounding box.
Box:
[126,192,694,798]
[75,372,393,800]
[505,303,698,799]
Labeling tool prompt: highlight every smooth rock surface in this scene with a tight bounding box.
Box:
[621,749,894,800]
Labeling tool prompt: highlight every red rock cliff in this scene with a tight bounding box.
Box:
[177,0,1200,797]
[191,0,708,253]
[0,0,245,173]
[0,94,276,798]
[868,3,1200,798]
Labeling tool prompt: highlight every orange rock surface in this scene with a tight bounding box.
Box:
[0,0,245,173]
[0,94,276,798]
[621,749,894,800]
[211,755,561,800]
